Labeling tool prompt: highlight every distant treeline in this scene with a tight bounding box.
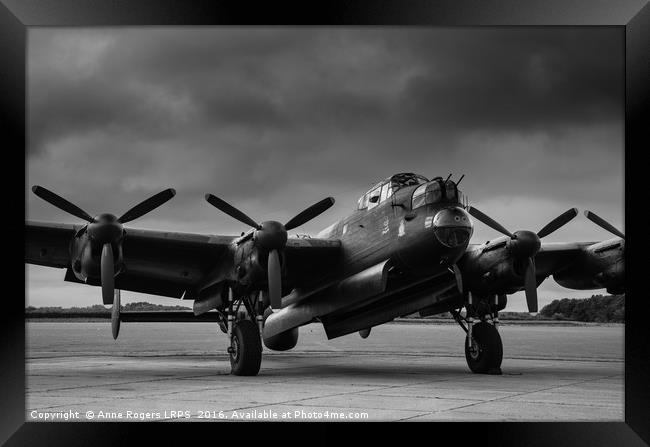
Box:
[417,311,541,321]
[539,294,624,323]
[26,301,191,317]
[408,294,624,323]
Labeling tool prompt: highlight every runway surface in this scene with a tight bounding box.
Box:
[26,321,624,422]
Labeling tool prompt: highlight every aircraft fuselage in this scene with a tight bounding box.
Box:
[317,184,472,279]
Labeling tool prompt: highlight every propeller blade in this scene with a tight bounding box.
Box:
[466,206,513,238]
[285,197,336,231]
[452,264,464,295]
[524,257,538,314]
[268,249,282,309]
[101,243,115,307]
[118,188,176,224]
[31,185,95,223]
[205,194,260,229]
[537,208,579,238]
[584,210,625,239]
[111,289,121,340]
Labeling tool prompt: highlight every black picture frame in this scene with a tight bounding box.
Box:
[3,0,648,444]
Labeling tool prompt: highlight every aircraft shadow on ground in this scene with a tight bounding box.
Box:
[57,356,607,380]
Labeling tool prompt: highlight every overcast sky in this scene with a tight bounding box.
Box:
[26,27,624,311]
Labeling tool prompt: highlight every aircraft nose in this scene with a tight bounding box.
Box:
[433,207,472,229]
[433,207,473,248]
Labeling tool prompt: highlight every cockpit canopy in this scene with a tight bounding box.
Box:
[357,173,429,210]
[356,173,467,211]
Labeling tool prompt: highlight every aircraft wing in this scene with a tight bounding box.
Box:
[462,240,595,277]
[26,222,77,268]
[26,221,235,298]
[26,221,342,299]
[533,241,597,277]
[458,240,603,297]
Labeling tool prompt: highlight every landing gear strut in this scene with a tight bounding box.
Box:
[223,289,264,376]
[451,296,503,374]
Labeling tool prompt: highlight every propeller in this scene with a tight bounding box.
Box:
[117,189,177,224]
[32,186,176,225]
[523,257,538,313]
[537,208,582,238]
[101,243,115,308]
[111,289,121,340]
[32,186,95,223]
[452,264,464,295]
[465,206,513,238]
[32,185,176,308]
[584,210,625,239]
[285,197,337,231]
[267,249,282,309]
[205,194,260,229]
[466,206,578,313]
[205,194,335,309]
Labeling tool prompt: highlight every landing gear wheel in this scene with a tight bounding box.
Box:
[229,319,262,376]
[465,321,503,374]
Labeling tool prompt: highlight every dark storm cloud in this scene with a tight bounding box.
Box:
[27,28,623,226]
[396,30,622,132]
[28,28,621,152]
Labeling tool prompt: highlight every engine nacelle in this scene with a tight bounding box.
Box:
[458,239,529,296]
[71,233,124,282]
[262,307,298,351]
[554,239,624,293]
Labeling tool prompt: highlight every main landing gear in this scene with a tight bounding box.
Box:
[220,289,265,376]
[450,294,504,375]
[229,320,262,376]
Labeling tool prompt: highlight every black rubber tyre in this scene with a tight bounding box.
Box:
[229,319,262,376]
[465,321,503,374]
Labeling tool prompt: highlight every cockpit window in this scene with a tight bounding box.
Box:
[367,185,382,210]
[412,184,427,209]
[412,181,442,209]
[380,183,390,202]
[358,194,368,210]
[358,180,396,211]
[358,173,430,212]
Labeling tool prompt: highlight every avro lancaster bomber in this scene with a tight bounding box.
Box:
[26,173,625,375]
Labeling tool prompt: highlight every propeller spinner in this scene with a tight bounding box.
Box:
[32,186,176,319]
[205,194,335,310]
[466,206,579,313]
